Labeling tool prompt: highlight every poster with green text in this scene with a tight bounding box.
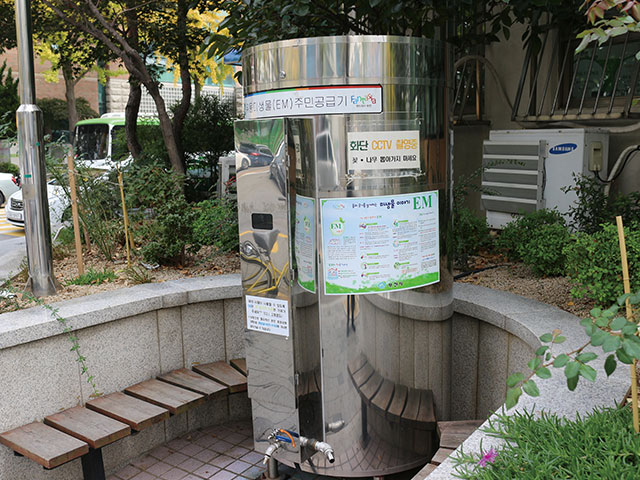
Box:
[321,191,439,295]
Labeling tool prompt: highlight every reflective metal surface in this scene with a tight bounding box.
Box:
[237,35,451,476]
[15,0,57,297]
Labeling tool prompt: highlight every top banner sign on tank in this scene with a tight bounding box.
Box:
[244,85,383,119]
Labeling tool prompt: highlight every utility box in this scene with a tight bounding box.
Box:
[235,36,451,477]
[481,128,609,228]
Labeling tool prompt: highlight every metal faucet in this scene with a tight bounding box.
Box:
[299,436,335,463]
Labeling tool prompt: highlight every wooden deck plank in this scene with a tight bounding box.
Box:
[230,358,247,376]
[351,362,374,389]
[158,369,228,398]
[44,407,130,449]
[359,371,383,404]
[440,432,472,449]
[86,392,170,431]
[437,420,484,437]
[193,362,247,393]
[125,379,205,415]
[416,390,436,430]
[415,463,438,478]
[431,447,455,466]
[387,384,408,419]
[401,388,421,423]
[371,379,394,413]
[0,422,88,469]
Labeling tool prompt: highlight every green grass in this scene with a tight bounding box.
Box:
[65,268,117,286]
[453,406,640,479]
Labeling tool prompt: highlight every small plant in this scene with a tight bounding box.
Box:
[496,209,565,261]
[453,206,491,269]
[564,222,640,305]
[193,198,239,253]
[122,265,152,285]
[452,407,640,479]
[520,222,570,276]
[563,173,640,234]
[505,290,640,409]
[66,268,117,286]
[0,161,19,177]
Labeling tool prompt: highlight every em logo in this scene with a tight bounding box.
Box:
[413,195,432,210]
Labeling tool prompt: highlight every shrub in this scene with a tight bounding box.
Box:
[0,61,19,137]
[564,222,640,305]
[453,206,490,268]
[38,97,98,136]
[0,161,18,177]
[497,209,565,260]
[65,268,117,286]
[193,198,239,253]
[520,223,570,276]
[563,173,640,234]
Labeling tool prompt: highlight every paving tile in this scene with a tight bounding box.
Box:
[147,462,173,476]
[209,471,236,480]
[225,432,246,445]
[182,476,205,480]
[240,451,263,465]
[165,452,190,467]
[239,438,254,449]
[132,455,160,470]
[149,446,173,460]
[160,467,188,480]
[226,446,250,459]
[195,435,218,448]
[210,455,234,469]
[193,463,220,478]
[210,439,234,453]
[131,472,157,480]
[107,476,121,480]
[177,458,205,473]
[116,465,142,480]
[194,448,219,463]
[226,460,251,474]
[181,443,205,457]
[167,438,191,451]
[241,465,265,479]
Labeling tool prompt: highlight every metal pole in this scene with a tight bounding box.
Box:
[15,0,57,296]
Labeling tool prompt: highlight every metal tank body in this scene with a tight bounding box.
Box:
[235,35,451,476]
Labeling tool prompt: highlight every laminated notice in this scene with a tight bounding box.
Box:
[246,295,289,337]
[348,131,420,171]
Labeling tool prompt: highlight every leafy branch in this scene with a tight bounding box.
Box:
[506,291,640,409]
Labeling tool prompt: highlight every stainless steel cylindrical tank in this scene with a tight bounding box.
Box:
[236,35,451,477]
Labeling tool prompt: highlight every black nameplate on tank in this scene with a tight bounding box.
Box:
[251,213,273,230]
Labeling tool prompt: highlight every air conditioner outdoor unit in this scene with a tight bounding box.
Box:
[481,128,609,229]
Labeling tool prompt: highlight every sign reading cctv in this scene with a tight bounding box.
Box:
[244,85,383,119]
[348,130,420,171]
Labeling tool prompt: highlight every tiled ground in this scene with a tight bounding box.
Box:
[109,420,267,480]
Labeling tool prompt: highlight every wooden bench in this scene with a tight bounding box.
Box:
[0,358,248,480]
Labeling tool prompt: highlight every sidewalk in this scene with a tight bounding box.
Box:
[0,236,25,282]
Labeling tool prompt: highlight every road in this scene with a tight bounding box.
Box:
[0,207,24,240]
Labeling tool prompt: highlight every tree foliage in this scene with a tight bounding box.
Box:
[0,61,19,137]
[578,0,640,57]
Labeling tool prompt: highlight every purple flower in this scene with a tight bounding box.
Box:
[477,448,498,467]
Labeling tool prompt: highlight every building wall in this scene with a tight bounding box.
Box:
[1,48,100,113]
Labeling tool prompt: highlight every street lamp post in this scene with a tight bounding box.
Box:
[14,0,57,296]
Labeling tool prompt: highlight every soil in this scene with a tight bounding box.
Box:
[2,246,593,318]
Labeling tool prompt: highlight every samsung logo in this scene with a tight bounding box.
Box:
[549,143,577,155]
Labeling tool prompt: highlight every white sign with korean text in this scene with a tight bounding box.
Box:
[244,85,383,119]
[348,130,420,171]
[245,295,290,337]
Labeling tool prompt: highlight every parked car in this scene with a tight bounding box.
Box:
[0,172,20,206]
[237,142,273,170]
[6,180,69,233]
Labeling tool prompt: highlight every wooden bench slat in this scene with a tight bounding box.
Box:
[0,422,89,469]
[401,388,421,423]
[416,463,438,477]
[360,371,383,404]
[351,362,374,389]
[431,447,455,465]
[440,432,472,449]
[44,407,130,450]
[125,379,205,415]
[193,362,247,393]
[416,390,436,430]
[158,369,228,399]
[437,420,484,437]
[371,379,394,413]
[230,358,247,376]
[387,384,408,419]
[86,392,170,431]
[347,353,367,376]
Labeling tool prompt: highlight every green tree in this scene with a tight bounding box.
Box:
[0,61,19,137]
